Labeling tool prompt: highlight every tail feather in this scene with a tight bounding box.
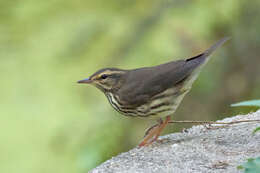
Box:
[184,37,230,72]
[179,37,230,89]
[203,37,230,57]
[186,37,230,62]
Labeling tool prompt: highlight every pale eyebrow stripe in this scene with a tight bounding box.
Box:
[92,70,124,80]
[98,70,124,77]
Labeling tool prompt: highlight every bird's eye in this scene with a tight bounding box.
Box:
[101,74,108,79]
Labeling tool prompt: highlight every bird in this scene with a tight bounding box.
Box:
[78,37,229,147]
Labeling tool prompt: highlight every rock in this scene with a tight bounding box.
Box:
[90,110,260,173]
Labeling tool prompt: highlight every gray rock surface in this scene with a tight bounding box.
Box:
[90,110,260,173]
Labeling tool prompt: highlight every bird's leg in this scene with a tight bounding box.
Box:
[139,124,160,147]
[143,118,163,137]
[149,116,171,143]
[139,116,171,147]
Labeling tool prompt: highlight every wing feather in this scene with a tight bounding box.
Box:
[118,37,229,106]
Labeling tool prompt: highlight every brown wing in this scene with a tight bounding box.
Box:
[118,37,229,107]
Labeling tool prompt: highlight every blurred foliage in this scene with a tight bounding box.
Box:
[230,99,260,134]
[238,157,260,173]
[1,0,260,172]
[253,127,260,134]
[231,100,260,107]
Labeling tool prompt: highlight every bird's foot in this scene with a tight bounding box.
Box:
[139,116,171,147]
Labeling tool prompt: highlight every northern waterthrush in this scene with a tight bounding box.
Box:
[78,37,229,146]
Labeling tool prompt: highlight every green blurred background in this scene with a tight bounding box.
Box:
[1,0,260,172]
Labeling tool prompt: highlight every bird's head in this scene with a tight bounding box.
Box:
[78,68,127,92]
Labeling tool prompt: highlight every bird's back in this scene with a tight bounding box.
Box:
[117,38,229,108]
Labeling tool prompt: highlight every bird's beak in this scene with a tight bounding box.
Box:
[77,77,92,84]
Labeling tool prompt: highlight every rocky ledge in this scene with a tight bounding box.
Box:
[90,110,260,173]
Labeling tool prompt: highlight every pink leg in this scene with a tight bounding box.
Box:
[139,116,171,147]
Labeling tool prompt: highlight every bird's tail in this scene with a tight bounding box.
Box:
[186,37,230,65]
[180,37,230,91]
[203,37,230,57]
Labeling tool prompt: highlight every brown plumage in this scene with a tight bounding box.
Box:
[78,37,229,146]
